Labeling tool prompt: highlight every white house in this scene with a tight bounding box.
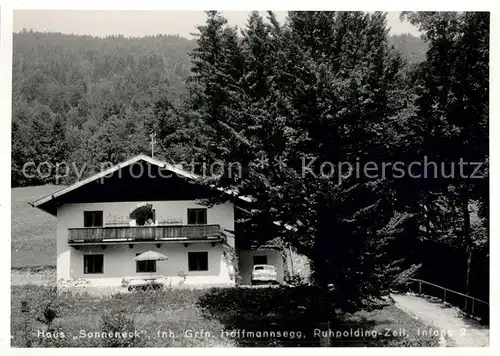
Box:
[31,154,288,288]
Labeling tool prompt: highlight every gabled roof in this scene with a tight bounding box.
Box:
[31,154,251,215]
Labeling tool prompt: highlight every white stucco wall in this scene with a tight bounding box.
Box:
[238,249,285,285]
[56,200,235,287]
[68,242,233,287]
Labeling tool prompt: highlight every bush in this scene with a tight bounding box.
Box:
[57,278,90,288]
[177,270,187,286]
[198,286,339,346]
[198,286,440,347]
[286,274,308,286]
[121,278,130,288]
[100,309,144,347]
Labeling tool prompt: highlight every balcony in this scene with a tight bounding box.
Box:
[68,224,221,244]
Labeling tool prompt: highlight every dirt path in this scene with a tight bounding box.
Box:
[391,294,489,347]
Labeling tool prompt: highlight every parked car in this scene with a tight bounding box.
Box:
[251,264,278,285]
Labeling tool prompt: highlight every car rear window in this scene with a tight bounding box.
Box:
[254,265,274,271]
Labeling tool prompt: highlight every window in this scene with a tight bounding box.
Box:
[84,211,103,227]
[188,252,208,271]
[84,254,103,274]
[254,265,274,272]
[187,209,207,225]
[136,253,156,273]
[253,255,268,265]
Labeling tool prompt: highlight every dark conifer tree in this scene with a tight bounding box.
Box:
[189,11,414,310]
[402,11,489,297]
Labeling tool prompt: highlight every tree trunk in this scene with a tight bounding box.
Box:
[311,255,329,287]
[423,201,432,239]
[461,185,472,312]
[311,231,330,288]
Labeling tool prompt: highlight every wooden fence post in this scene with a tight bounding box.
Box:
[319,321,331,347]
[419,280,422,295]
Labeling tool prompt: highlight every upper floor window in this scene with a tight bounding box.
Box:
[187,208,207,225]
[84,211,103,227]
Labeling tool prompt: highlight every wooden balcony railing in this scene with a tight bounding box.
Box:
[68,224,221,243]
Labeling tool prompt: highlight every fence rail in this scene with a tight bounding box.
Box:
[407,278,489,318]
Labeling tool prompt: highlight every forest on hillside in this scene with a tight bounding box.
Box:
[11,30,197,186]
[11,29,426,187]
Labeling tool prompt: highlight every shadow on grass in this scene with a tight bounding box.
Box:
[197,286,408,347]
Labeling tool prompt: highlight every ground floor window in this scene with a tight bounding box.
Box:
[188,252,208,271]
[84,254,103,274]
[136,253,157,273]
[253,255,268,265]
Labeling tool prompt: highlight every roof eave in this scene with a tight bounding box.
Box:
[29,154,250,212]
[29,201,57,216]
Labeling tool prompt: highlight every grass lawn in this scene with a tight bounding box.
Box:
[12,185,63,268]
[11,267,56,286]
[11,285,235,347]
[12,284,442,347]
